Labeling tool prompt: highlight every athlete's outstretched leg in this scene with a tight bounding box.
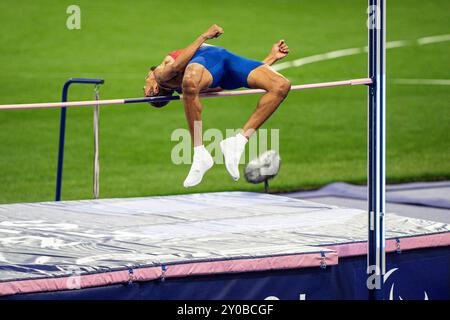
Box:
[182,63,214,188]
[220,65,290,181]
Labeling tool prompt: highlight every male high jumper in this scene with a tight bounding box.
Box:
[144,24,290,187]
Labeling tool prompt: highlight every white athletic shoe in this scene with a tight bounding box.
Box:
[220,134,248,181]
[183,146,214,188]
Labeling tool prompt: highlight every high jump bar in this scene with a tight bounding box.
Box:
[0,78,372,111]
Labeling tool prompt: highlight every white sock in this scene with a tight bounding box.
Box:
[236,133,248,149]
[183,145,214,188]
[220,133,248,181]
[194,145,208,157]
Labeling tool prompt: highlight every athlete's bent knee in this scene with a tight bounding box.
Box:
[272,78,291,98]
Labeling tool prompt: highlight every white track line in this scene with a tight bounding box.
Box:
[392,79,450,86]
[273,48,364,70]
[385,40,411,49]
[7,35,450,81]
[273,34,450,71]
[417,34,450,45]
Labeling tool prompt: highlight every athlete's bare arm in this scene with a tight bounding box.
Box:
[263,40,290,66]
[153,24,224,83]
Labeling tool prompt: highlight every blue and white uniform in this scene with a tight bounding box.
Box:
[170,45,263,90]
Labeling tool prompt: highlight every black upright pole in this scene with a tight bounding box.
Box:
[367,0,386,300]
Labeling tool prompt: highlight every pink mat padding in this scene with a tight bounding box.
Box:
[327,232,450,257]
[164,251,338,278]
[0,251,337,297]
[0,269,131,297]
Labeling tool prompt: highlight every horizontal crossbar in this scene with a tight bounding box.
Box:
[0,78,372,111]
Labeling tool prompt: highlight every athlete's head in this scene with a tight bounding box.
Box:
[144,66,173,108]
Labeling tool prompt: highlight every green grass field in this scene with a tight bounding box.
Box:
[0,0,449,204]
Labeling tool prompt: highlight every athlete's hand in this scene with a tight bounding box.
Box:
[271,40,289,60]
[202,24,224,40]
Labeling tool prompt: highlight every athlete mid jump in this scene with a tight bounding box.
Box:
[144,24,290,187]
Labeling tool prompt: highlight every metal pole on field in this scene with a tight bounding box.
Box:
[55,78,104,201]
[93,85,101,199]
[367,0,386,300]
